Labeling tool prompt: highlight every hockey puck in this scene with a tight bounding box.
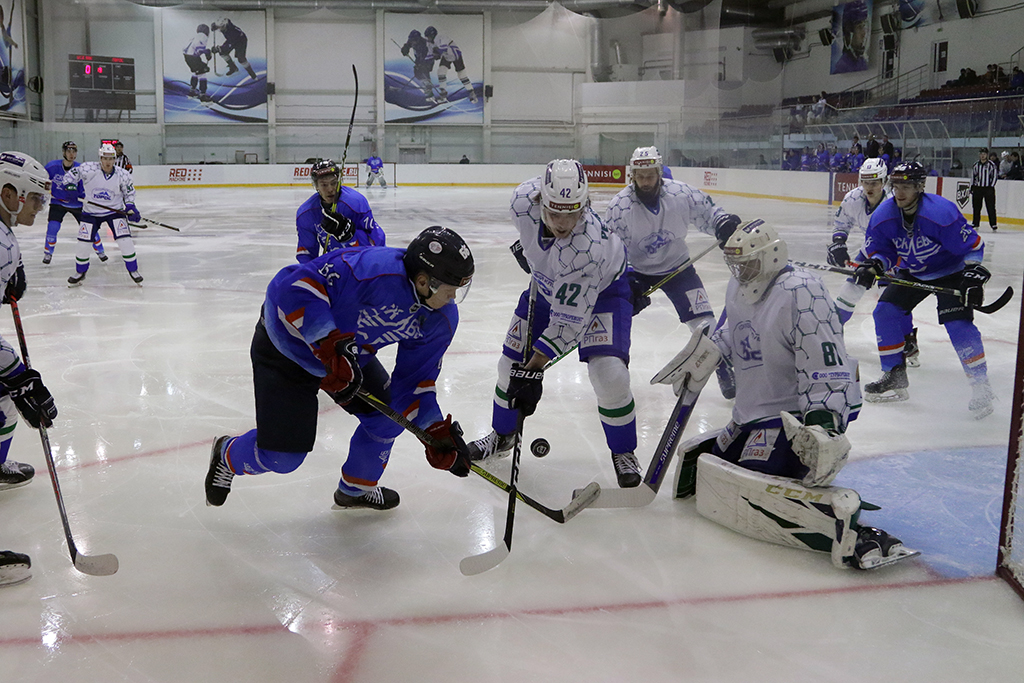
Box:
[530,438,550,458]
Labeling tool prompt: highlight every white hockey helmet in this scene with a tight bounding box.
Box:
[99,143,117,158]
[723,218,788,303]
[540,159,589,214]
[628,146,663,183]
[859,157,888,183]
[0,151,51,207]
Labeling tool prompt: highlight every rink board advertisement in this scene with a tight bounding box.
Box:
[830,0,871,75]
[161,9,267,123]
[0,0,27,117]
[383,13,483,124]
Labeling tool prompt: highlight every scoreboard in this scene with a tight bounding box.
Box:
[68,54,136,110]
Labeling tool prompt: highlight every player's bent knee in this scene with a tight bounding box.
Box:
[257,449,306,474]
[587,355,631,403]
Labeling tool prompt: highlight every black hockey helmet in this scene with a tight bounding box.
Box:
[310,159,341,186]
[889,161,926,188]
[197,23,210,36]
[403,226,474,288]
[408,29,422,41]
[62,140,77,151]
[425,26,438,40]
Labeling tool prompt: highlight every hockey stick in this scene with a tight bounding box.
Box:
[791,260,1014,315]
[8,300,118,576]
[327,64,358,208]
[353,389,599,524]
[461,278,539,576]
[87,201,182,232]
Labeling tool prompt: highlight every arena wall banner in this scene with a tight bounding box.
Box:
[830,0,871,75]
[0,0,27,117]
[383,13,483,124]
[161,9,267,123]
[582,165,626,186]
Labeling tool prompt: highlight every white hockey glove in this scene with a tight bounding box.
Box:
[780,411,851,487]
[651,330,722,396]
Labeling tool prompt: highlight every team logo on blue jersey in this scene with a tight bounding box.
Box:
[734,321,762,364]
[358,304,423,346]
[316,261,340,285]
[639,231,672,256]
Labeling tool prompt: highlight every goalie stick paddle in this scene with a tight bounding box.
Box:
[791,260,1014,315]
[353,389,600,524]
[9,300,118,576]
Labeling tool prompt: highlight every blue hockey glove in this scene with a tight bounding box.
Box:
[627,271,651,317]
[0,366,57,429]
[3,264,25,304]
[960,263,991,308]
[853,258,884,289]
[125,203,141,222]
[507,362,544,417]
[826,236,850,267]
[509,240,531,274]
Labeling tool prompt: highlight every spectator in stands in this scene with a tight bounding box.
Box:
[996,65,1008,84]
[999,151,1013,178]
[849,135,862,156]
[962,68,979,85]
[949,156,963,176]
[756,154,768,169]
[1012,67,1024,90]
[816,143,829,170]
[982,65,996,84]
[800,146,813,171]
[865,134,880,158]
[830,144,846,172]
[1006,152,1023,180]
[459,155,470,164]
[809,91,828,123]
[881,134,895,160]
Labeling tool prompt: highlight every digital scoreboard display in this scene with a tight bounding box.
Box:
[68,54,136,110]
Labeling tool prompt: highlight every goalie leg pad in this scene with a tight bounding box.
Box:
[651,329,722,396]
[695,454,863,567]
[673,431,719,498]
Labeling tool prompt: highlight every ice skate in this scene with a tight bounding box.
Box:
[611,451,642,488]
[67,271,86,287]
[0,550,31,587]
[0,460,34,491]
[225,62,238,76]
[205,436,234,506]
[864,364,909,403]
[42,252,51,264]
[333,486,399,510]
[245,67,257,80]
[199,93,213,103]
[467,429,516,462]
[129,270,144,285]
[437,87,448,100]
[903,328,920,368]
[97,251,108,262]
[850,526,919,570]
[969,379,995,420]
[187,87,199,98]
[468,89,479,104]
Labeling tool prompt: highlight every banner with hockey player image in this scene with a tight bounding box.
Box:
[0,0,27,116]
[830,0,871,75]
[384,13,483,124]
[161,9,267,123]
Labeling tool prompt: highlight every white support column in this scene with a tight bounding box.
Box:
[482,11,491,163]
[155,8,166,163]
[266,8,276,164]
[375,9,385,157]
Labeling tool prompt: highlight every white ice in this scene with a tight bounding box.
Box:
[0,183,1021,681]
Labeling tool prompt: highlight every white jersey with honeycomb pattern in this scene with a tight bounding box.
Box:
[509,176,627,360]
[831,184,893,243]
[59,162,135,217]
[713,267,862,430]
[604,178,728,277]
[0,217,21,373]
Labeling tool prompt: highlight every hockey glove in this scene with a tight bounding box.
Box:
[0,367,57,429]
[3,264,25,304]
[125,203,141,223]
[507,362,544,417]
[627,270,651,317]
[852,258,884,289]
[321,209,355,242]
[960,263,991,308]
[312,330,363,405]
[509,240,531,274]
[826,236,850,267]
[781,410,850,487]
[713,213,742,246]
[424,415,471,477]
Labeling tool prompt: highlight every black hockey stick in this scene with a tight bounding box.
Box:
[87,201,183,232]
[461,278,540,575]
[791,260,1014,315]
[353,389,599,524]
[328,64,358,210]
[9,300,118,576]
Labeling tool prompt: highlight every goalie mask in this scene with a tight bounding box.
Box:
[723,219,788,303]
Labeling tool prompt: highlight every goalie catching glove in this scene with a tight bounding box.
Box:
[312,330,362,405]
[650,328,722,396]
[780,410,851,487]
[0,366,57,429]
[424,415,471,477]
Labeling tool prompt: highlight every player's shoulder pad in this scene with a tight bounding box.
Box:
[339,245,405,281]
[338,186,371,213]
[920,192,967,225]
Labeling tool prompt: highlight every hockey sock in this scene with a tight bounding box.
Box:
[45,220,60,254]
[588,356,638,453]
[0,423,13,463]
[93,234,105,254]
[199,77,207,93]
[74,236,94,273]
[459,74,473,91]
[190,75,198,89]
[337,424,396,495]
[115,235,139,271]
[223,430,306,475]
[872,301,908,370]
[834,280,866,325]
[945,319,987,381]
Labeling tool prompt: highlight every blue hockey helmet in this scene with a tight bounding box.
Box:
[425,26,438,40]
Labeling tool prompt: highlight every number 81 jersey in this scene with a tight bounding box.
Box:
[509,176,627,360]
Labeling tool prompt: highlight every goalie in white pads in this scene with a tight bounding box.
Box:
[669,219,917,570]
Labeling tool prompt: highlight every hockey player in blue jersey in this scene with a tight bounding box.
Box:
[205,226,475,511]
[399,29,437,104]
[210,18,257,81]
[295,159,385,263]
[42,141,106,264]
[855,161,994,418]
[365,155,387,188]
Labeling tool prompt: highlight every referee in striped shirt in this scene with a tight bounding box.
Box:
[971,147,998,231]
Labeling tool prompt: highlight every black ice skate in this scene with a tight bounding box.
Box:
[611,451,642,488]
[903,328,920,368]
[332,486,399,510]
[67,272,86,287]
[42,252,51,264]
[864,364,909,403]
[225,62,238,76]
[129,270,144,285]
[205,436,235,506]
[850,526,919,570]
[467,430,516,462]
[0,550,31,587]
[97,251,109,262]
[0,460,34,491]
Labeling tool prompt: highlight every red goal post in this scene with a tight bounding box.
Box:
[343,162,397,188]
[998,270,1024,601]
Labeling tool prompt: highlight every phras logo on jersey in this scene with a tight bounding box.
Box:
[956,181,971,209]
[504,318,525,354]
[582,313,612,348]
[686,288,713,316]
[739,428,774,462]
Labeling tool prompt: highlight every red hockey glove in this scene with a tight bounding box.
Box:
[312,330,362,404]
[424,415,471,477]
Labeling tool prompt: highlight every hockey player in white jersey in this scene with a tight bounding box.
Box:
[60,143,143,286]
[604,146,741,397]
[663,219,916,570]
[182,24,213,102]
[827,158,920,366]
[467,159,643,488]
[424,26,478,104]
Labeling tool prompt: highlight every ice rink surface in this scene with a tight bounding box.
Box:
[1,182,1022,682]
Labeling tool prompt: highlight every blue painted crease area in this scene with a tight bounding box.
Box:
[835,446,1008,579]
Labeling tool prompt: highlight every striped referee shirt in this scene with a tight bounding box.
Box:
[972,159,998,187]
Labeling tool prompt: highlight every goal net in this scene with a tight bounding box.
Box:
[343,162,397,188]
[998,272,1024,601]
